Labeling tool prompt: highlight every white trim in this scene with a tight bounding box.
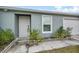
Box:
[42,15,52,33]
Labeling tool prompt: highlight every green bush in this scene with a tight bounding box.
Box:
[53,26,71,40]
[0,28,15,45]
[29,29,43,45]
[66,27,72,37]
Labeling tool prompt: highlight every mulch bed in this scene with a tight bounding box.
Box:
[0,43,11,52]
[0,45,7,52]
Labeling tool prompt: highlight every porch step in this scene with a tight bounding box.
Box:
[18,37,28,40]
[17,37,28,45]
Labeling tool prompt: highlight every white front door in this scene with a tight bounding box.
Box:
[63,17,79,35]
[19,16,30,37]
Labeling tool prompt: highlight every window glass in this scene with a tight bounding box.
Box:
[43,25,51,31]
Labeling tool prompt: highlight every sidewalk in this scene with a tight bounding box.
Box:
[7,39,79,53]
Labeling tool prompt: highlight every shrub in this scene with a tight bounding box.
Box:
[0,28,15,45]
[66,27,72,37]
[29,29,43,45]
[53,26,71,40]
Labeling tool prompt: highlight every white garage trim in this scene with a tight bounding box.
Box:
[64,17,79,20]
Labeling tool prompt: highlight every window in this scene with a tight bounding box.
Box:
[42,15,52,33]
[43,25,51,31]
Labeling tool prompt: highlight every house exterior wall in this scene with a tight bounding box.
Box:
[0,11,63,38]
[31,13,63,38]
[0,13,1,27]
[0,12,15,34]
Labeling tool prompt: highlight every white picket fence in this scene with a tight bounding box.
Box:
[1,38,19,53]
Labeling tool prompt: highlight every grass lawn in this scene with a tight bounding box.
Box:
[38,45,79,53]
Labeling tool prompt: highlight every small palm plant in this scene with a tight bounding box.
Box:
[53,26,72,40]
[29,29,43,45]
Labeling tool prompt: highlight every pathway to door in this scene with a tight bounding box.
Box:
[7,38,79,53]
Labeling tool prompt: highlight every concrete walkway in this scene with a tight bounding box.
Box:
[7,39,79,53]
[71,35,79,40]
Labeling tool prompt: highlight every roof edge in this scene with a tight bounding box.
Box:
[0,6,79,17]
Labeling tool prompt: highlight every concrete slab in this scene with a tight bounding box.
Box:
[7,40,71,53]
[8,45,27,53]
[71,35,79,40]
[29,41,69,53]
[7,39,79,53]
[64,40,79,45]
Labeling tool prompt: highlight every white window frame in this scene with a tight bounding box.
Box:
[42,15,52,33]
